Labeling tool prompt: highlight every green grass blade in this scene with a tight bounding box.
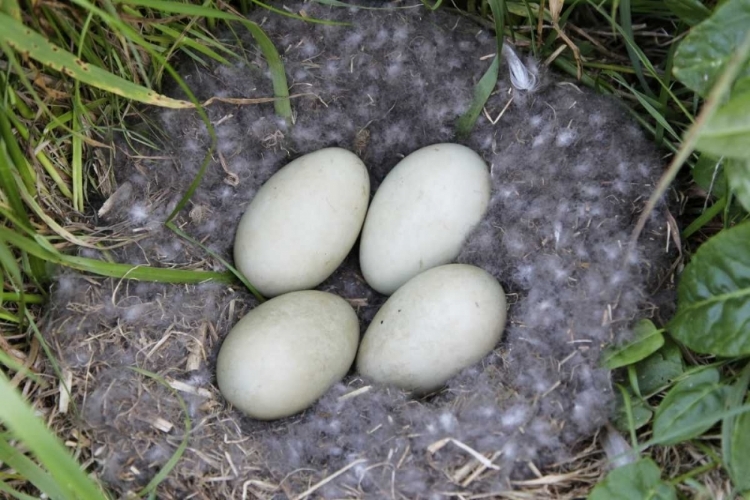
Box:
[0,237,23,291]
[39,5,106,69]
[681,196,727,239]
[629,29,750,250]
[313,0,421,9]
[0,225,233,284]
[112,0,293,120]
[0,236,26,326]
[130,368,191,498]
[587,1,693,122]
[41,98,108,136]
[71,12,95,213]
[0,13,192,108]
[456,0,504,136]
[0,292,44,304]
[150,23,233,65]
[616,384,640,448]
[246,0,342,24]
[119,0,344,25]
[421,0,444,10]
[3,110,74,200]
[618,0,653,97]
[722,361,750,491]
[0,133,30,223]
[0,479,40,500]
[0,308,21,323]
[240,21,292,121]
[63,253,233,284]
[167,222,265,302]
[24,311,78,418]
[606,72,680,140]
[655,33,679,144]
[71,0,293,141]
[0,109,35,191]
[0,350,43,385]
[12,0,242,293]
[0,372,108,500]
[0,119,47,283]
[72,86,84,212]
[0,439,69,499]
[0,0,21,20]
[456,56,499,137]
[0,71,34,120]
[0,40,80,146]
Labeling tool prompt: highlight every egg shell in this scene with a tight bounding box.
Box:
[234,148,370,297]
[359,143,491,295]
[217,291,360,420]
[356,264,506,394]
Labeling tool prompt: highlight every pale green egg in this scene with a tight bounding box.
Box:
[359,143,491,295]
[217,291,359,420]
[357,264,506,394]
[234,148,370,298]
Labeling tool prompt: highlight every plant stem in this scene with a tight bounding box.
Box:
[627,29,750,257]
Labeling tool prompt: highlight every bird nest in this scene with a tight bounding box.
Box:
[43,3,675,498]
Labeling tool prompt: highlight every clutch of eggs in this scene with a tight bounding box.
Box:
[222,145,506,419]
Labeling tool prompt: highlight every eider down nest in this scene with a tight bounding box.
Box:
[44,2,675,498]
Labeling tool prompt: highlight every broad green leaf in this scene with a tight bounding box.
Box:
[603,319,664,370]
[725,158,750,211]
[692,153,727,199]
[669,221,750,356]
[635,339,684,395]
[696,90,750,159]
[653,368,729,445]
[589,458,677,500]
[664,0,711,26]
[614,389,653,433]
[673,0,750,97]
[0,13,192,108]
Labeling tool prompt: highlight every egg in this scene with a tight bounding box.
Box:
[216,291,359,420]
[356,264,506,394]
[359,143,491,295]
[234,148,370,297]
